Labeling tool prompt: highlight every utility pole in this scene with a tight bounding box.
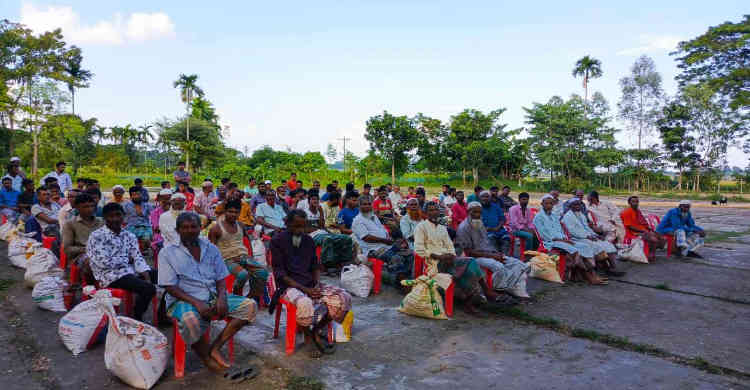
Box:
[337,136,350,175]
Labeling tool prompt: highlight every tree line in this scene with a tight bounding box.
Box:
[1,16,748,193]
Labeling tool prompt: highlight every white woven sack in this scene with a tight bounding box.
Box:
[98,292,169,389]
[32,276,68,312]
[24,248,63,287]
[58,288,117,355]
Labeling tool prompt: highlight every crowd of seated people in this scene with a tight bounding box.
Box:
[2,156,710,373]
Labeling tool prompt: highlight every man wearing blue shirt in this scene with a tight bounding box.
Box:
[0,176,21,222]
[336,191,359,234]
[656,200,706,258]
[480,190,509,253]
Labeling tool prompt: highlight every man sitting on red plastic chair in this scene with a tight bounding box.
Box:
[269,209,352,358]
[62,193,102,289]
[621,196,666,263]
[159,212,257,373]
[86,202,157,321]
[533,195,607,285]
[655,200,706,258]
[415,201,501,316]
[455,201,530,302]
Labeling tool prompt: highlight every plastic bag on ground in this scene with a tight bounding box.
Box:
[619,238,649,264]
[340,264,374,298]
[58,288,117,355]
[98,290,168,389]
[251,238,267,267]
[398,275,448,320]
[524,251,563,284]
[24,248,63,287]
[32,276,68,312]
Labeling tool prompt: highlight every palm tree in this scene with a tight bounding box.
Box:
[172,74,204,171]
[572,55,603,108]
[62,46,92,115]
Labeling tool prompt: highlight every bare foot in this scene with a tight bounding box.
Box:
[200,354,227,373]
[210,348,231,369]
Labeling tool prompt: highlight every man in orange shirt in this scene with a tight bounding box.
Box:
[286,172,298,191]
[621,196,665,262]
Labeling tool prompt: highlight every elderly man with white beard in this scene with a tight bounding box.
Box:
[455,202,531,299]
[561,198,625,277]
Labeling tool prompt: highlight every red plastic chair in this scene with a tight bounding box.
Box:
[1,214,6,225]
[173,316,234,378]
[42,235,56,249]
[367,257,384,294]
[413,253,454,317]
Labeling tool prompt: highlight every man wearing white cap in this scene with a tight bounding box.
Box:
[159,192,187,246]
[456,201,531,300]
[2,163,23,192]
[656,200,706,258]
[9,157,26,179]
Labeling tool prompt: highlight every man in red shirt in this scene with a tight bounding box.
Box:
[286,173,298,191]
[372,186,398,228]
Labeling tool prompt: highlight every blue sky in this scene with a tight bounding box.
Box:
[3,1,747,166]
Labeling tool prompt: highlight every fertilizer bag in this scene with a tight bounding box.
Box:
[98,291,169,389]
[58,288,115,355]
[32,276,68,312]
[24,248,63,287]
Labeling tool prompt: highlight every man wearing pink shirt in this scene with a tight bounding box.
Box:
[450,190,468,231]
[507,192,538,251]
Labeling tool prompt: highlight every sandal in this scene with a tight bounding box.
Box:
[312,330,336,355]
[223,365,258,384]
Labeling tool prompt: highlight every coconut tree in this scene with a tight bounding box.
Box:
[572,55,603,108]
[172,74,204,171]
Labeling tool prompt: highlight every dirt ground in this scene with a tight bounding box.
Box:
[1,198,749,389]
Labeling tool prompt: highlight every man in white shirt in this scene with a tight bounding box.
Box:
[352,195,412,287]
[388,185,404,208]
[255,190,287,235]
[159,192,187,247]
[31,185,61,232]
[40,161,73,195]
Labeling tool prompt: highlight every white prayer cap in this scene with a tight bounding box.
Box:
[678,199,691,206]
[10,156,20,162]
[264,180,272,185]
[171,192,186,200]
[468,201,482,209]
[112,185,125,192]
[541,194,554,202]
[202,181,213,188]
[159,189,173,196]
[406,198,419,205]
[479,190,491,197]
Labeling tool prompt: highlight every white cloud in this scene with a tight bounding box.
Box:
[616,34,683,56]
[126,12,175,41]
[20,2,175,45]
